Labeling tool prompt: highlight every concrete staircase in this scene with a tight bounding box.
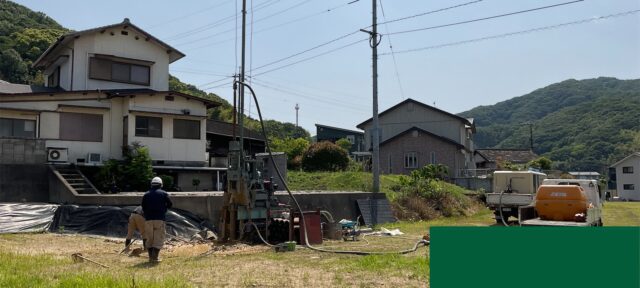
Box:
[54,166,101,194]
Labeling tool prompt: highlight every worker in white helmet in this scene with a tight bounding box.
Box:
[141,176,173,263]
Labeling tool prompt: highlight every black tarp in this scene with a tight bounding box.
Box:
[0,203,58,233]
[0,203,214,239]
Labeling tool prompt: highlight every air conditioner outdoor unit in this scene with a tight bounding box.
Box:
[86,153,102,165]
[47,147,69,163]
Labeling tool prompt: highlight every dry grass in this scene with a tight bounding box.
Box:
[0,203,636,287]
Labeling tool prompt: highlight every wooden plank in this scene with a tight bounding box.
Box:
[356,199,396,226]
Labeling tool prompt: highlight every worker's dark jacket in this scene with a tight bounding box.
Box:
[141,188,173,221]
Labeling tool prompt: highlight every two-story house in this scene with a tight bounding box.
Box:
[0,19,221,190]
[356,98,475,177]
[315,124,365,156]
[610,152,640,201]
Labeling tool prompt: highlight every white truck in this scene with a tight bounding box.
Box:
[518,179,604,226]
[485,171,547,224]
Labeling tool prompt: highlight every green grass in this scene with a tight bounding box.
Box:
[287,171,471,199]
[0,252,191,288]
[602,202,640,226]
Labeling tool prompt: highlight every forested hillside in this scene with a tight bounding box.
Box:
[460,77,640,171]
[0,0,309,139]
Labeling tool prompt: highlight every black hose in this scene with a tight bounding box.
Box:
[237,81,429,255]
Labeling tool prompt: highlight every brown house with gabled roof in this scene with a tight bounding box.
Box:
[356,98,475,177]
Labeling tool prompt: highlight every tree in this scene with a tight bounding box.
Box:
[301,141,349,171]
[527,156,552,170]
[270,137,309,170]
[0,49,28,83]
[336,138,352,152]
[122,142,154,191]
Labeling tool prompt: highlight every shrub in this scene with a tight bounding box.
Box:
[96,142,153,192]
[301,141,349,172]
[335,138,352,152]
[158,175,174,191]
[269,137,309,170]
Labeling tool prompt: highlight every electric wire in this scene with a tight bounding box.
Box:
[386,0,584,36]
[378,0,406,100]
[375,0,484,27]
[182,0,363,51]
[380,9,640,56]
[175,0,312,47]
[252,38,367,77]
[240,81,429,255]
[165,0,282,41]
[147,0,234,29]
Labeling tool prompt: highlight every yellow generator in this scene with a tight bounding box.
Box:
[535,185,588,221]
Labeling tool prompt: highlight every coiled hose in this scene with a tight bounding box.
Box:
[237,81,429,255]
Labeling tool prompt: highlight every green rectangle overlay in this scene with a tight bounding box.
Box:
[431,227,640,288]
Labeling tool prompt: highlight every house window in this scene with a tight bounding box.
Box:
[404,152,418,168]
[59,113,103,142]
[0,118,36,138]
[430,152,436,164]
[47,66,60,88]
[173,119,200,140]
[135,116,162,138]
[623,184,635,190]
[89,57,150,85]
[622,167,634,174]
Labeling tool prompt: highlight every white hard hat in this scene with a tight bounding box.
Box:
[151,177,163,186]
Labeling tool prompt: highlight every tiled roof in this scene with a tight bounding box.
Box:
[475,149,538,163]
[206,120,265,141]
[0,80,62,94]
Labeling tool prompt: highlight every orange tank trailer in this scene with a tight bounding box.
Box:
[535,185,588,221]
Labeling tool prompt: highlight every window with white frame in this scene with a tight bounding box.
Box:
[0,118,36,138]
[622,166,634,174]
[623,184,635,190]
[404,152,418,168]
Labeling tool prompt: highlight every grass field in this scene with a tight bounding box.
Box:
[0,203,638,287]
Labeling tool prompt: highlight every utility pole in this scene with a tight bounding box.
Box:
[361,0,380,226]
[361,0,380,194]
[238,0,247,156]
[295,103,299,127]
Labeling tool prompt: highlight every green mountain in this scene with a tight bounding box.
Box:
[460,77,640,171]
[0,0,309,139]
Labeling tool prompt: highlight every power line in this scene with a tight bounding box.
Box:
[165,0,282,41]
[378,0,405,100]
[251,30,362,72]
[250,77,366,108]
[252,38,367,77]
[180,0,363,51]
[198,76,233,89]
[147,0,233,29]
[248,0,482,74]
[387,0,584,36]
[175,0,313,47]
[381,9,640,55]
[250,80,366,112]
[376,0,484,26]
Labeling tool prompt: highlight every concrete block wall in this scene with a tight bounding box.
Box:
[0,139,47,164]
[0,164,50,202]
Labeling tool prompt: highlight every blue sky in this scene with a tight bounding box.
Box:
[14,0,640,135]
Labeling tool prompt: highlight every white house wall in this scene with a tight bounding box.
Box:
[615,156,640,201]
[127,112,206,164]
[72,31,170,91]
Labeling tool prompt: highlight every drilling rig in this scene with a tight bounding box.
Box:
[217,0,288,243]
